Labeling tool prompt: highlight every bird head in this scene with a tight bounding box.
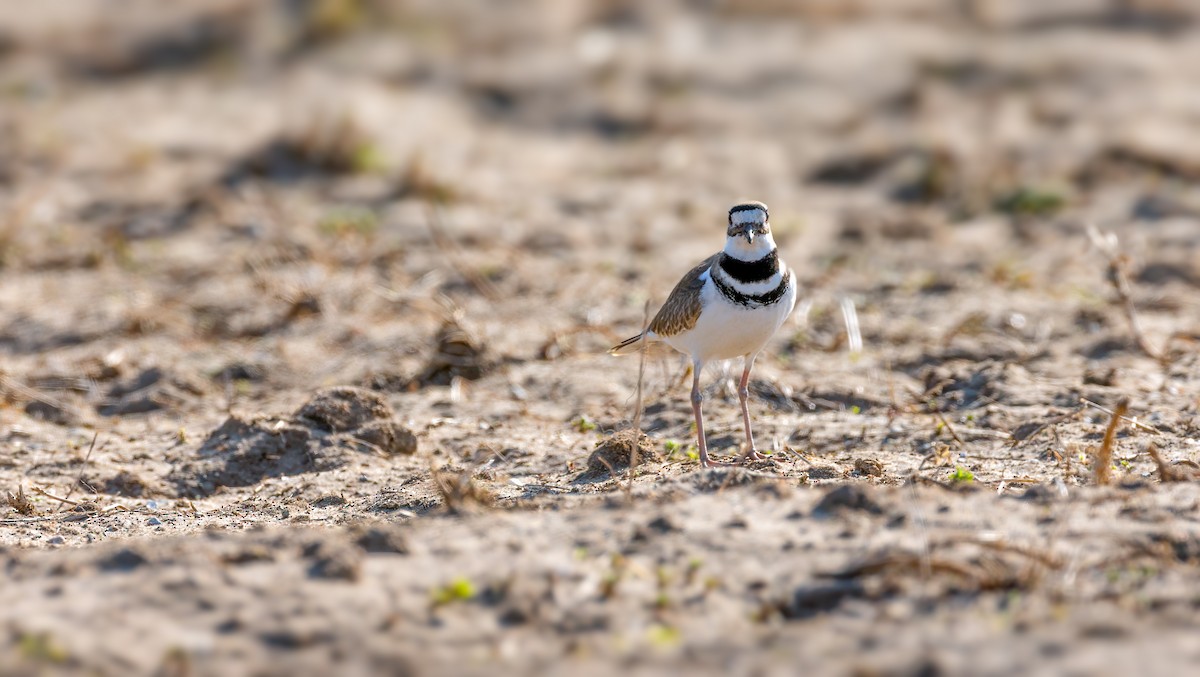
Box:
[726,201,770,244]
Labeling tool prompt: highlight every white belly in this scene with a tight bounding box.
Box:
[664,273,797,363]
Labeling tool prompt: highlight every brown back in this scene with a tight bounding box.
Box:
[648,254,717,337]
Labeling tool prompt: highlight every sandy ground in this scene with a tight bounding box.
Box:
[2,1,1200,674]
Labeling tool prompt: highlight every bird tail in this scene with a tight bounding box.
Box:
[608,332,652,356]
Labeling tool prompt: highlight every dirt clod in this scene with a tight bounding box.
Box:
[97,367,205,417]
[432,469,495,514]
[351,524,410,554]
[854,458,884,477]
[23,399,80,426]
[171,387,417,497]
[789,580,867,619]
[304,540,362,582]
[99,470,157,497]
[310,494,348,508]
[170,416,336,497]
[584,430,659,476]
[295,387,392,433]
[681,467,780,493]
[807,466,844,480]
[416,318,491,386]
[352,420,418,456]
[813,485,885,516]
[97,548,148,572]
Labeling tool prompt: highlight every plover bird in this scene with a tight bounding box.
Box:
[610,201,797,468]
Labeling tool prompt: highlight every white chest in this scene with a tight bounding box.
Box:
[664,270,797,362]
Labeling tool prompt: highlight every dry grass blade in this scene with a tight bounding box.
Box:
[1146,442,1197,483]
[1094,398,1128,486]
[1163,331,1200,356]
[425,204,501,301]
[538,324,622,360]
[1080,398,1161,435]
[827,550,1019,591]
[1086,225,1171,365]
[627,299,652,501]
[432,466,494,515]
[31,486,85,508]
[963,536,1065,569]
[58,432,99,512]
[932,410,965,446]
[839,296,862,355]
[1009,408,1083,448]
[4,484,36,516]
[0,374,85,421]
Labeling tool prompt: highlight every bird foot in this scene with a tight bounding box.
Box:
[741,449,767,462]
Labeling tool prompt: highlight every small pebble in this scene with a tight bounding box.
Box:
[146,517,162,526]
[47,536,64,545]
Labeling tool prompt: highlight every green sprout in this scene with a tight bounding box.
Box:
[948,466,975,483]
[431,577,475,606]
[995,186,1066,217]
[19,633,67,663]
[646,624,681,647]
[653,592,672,610]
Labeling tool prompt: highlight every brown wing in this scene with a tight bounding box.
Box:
[648,254,717,338]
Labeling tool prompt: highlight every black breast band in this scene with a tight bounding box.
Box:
[719,250,779,283]
[711,267,792,308]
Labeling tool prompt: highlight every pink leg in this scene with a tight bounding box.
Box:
[738,354,765,462]
[691,361,729,468]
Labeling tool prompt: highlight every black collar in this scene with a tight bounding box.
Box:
[719,250,779,283]
[711,267,792,308]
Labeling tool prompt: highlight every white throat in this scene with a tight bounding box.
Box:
[723,232,777,261]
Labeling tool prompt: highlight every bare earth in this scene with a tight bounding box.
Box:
[2,1,1200,675]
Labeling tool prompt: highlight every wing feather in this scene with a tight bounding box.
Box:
[608,254,716,354]
[647,254,716,337]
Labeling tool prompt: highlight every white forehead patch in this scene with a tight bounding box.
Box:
[730,208,766,225]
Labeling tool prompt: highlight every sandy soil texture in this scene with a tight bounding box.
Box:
[2,1,1200,675]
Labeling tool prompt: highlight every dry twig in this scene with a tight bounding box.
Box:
[538,324,622,360]
[962,535,1065,569]
[31,486,86,508]
[627,300,652,500]
[1146,442,1197,483]
[0,374,85,421]
[59,432,100,512]
[1080,397,1161,435]
[1009,408,1083,448]
[827,550,1020,591]
[432,466,494,514]
[931,410,965,446]
[4,485,36,515]
[1087,225,1170,364]
[1094,398,1128,486]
